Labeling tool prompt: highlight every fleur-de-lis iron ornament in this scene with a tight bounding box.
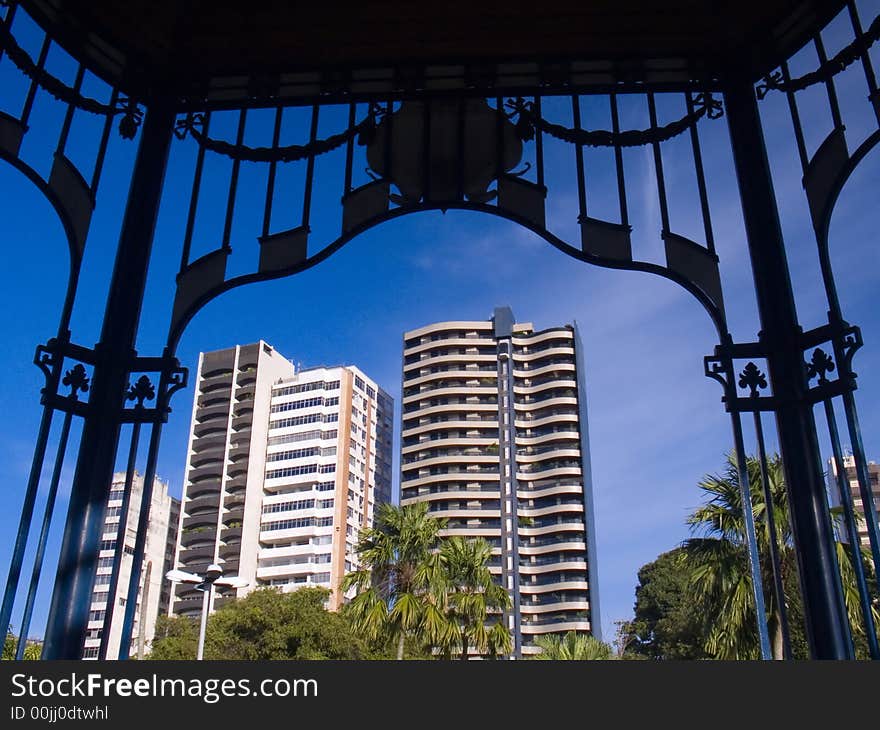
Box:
[738,361,768,398]
[806,348,835,384]
[61,363,90,400]
[126,374,155,409]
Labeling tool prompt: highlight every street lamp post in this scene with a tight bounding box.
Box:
[166,565,248,660]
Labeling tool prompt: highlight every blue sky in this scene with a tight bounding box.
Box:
[1,2,879,647]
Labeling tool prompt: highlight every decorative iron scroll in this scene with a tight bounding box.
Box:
[0,18,141,137]
[504,93,723,147]
[756,14,880,98]
[173,106,384,163]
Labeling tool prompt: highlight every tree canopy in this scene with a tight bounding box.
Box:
[148,587,378,660]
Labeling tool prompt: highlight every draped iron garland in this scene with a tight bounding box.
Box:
[0,17,142,137]
[173,105,385,163]
[504,93,723,147]
[756,14,880,99]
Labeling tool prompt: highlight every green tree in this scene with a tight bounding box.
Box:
[2,627,41,661]
[436,536,511,659]
[617,548,708,660]
[682,452,878,659]
[147,615,200,660]
[342,502,446,659]
[530,631,615,660]
[148,588,372,660]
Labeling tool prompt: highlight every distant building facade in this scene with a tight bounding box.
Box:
[828,454,880,550]
[401,307,601,657]
[82,472,179,659]
[171,342,393,617]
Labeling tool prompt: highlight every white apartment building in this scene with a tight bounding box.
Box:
[83,471,179,659]
[171,342,393,617]
[401,307,600,657]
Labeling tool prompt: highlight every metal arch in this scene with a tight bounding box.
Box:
[166,200,728,350]
[812,129,880,258]
[0,149,83,329]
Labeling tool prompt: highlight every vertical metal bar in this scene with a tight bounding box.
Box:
[118,418,163,658]
[301,104,319,229]
[20,34,50,127]
[647,93,671,233]
[55,65,85,155]
[221,109,247,251]
[0,3,19,66]
[780,62,810,174]
[383,99,393,187]
[262,106,283,238]
[846,0,880,125]
[42,100,176,660]
[343,103,355,195]
[752,411,793,659]
[90,88,119,196]
[423,98,432,202]
[98,422,141,659]
[686,93,715,253]
[609,93,628,227]
[14,411,74,659]
[730,411,773,659]
[823,396,880,658]
[724,78,853,659]
[814,35,844,130]
[839,389,880,606]
[180,111,211,270]
[571,95,588,223]
[0,358,61,646]
[456,97,465,201]
[534,96,545,191]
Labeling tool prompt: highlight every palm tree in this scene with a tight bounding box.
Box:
[342,502,446,659]
[683,452,879,659]
[437,536,511,659]
[531,631,615,660]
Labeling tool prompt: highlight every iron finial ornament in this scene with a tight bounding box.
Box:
[738,361,768,398]
[126,374,155,409]
[806,347,836,384]
[61,363,89,400]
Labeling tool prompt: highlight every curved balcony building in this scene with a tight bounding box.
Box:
[401,307,600,657]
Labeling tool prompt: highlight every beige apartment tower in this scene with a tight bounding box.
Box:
[171,342,393,617]
[401,307,600,657]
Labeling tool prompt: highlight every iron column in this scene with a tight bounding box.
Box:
[723,78,852,659]
[42,100,176,659]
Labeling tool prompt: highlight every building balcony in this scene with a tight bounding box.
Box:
[519,537,587,553]
[185,493,221,516]
[182,509,218,530]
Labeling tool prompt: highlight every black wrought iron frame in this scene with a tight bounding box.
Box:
[1,0,878,660]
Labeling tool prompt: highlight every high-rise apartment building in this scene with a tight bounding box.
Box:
[172,342,393,617]
[401,307,600,657]
[83,471,179,659]
[828,454,880,549]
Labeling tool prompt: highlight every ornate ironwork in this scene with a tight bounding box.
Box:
[756,14,880,98]
[738,361,768,398]
[838,325,863,377]
[805,347,836,385]
[704,353,732,392]
[60,363,89,399]
[504,92,722,147]
[125,374,155,409]
[173,106,384,163]
[0,19,141,138]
